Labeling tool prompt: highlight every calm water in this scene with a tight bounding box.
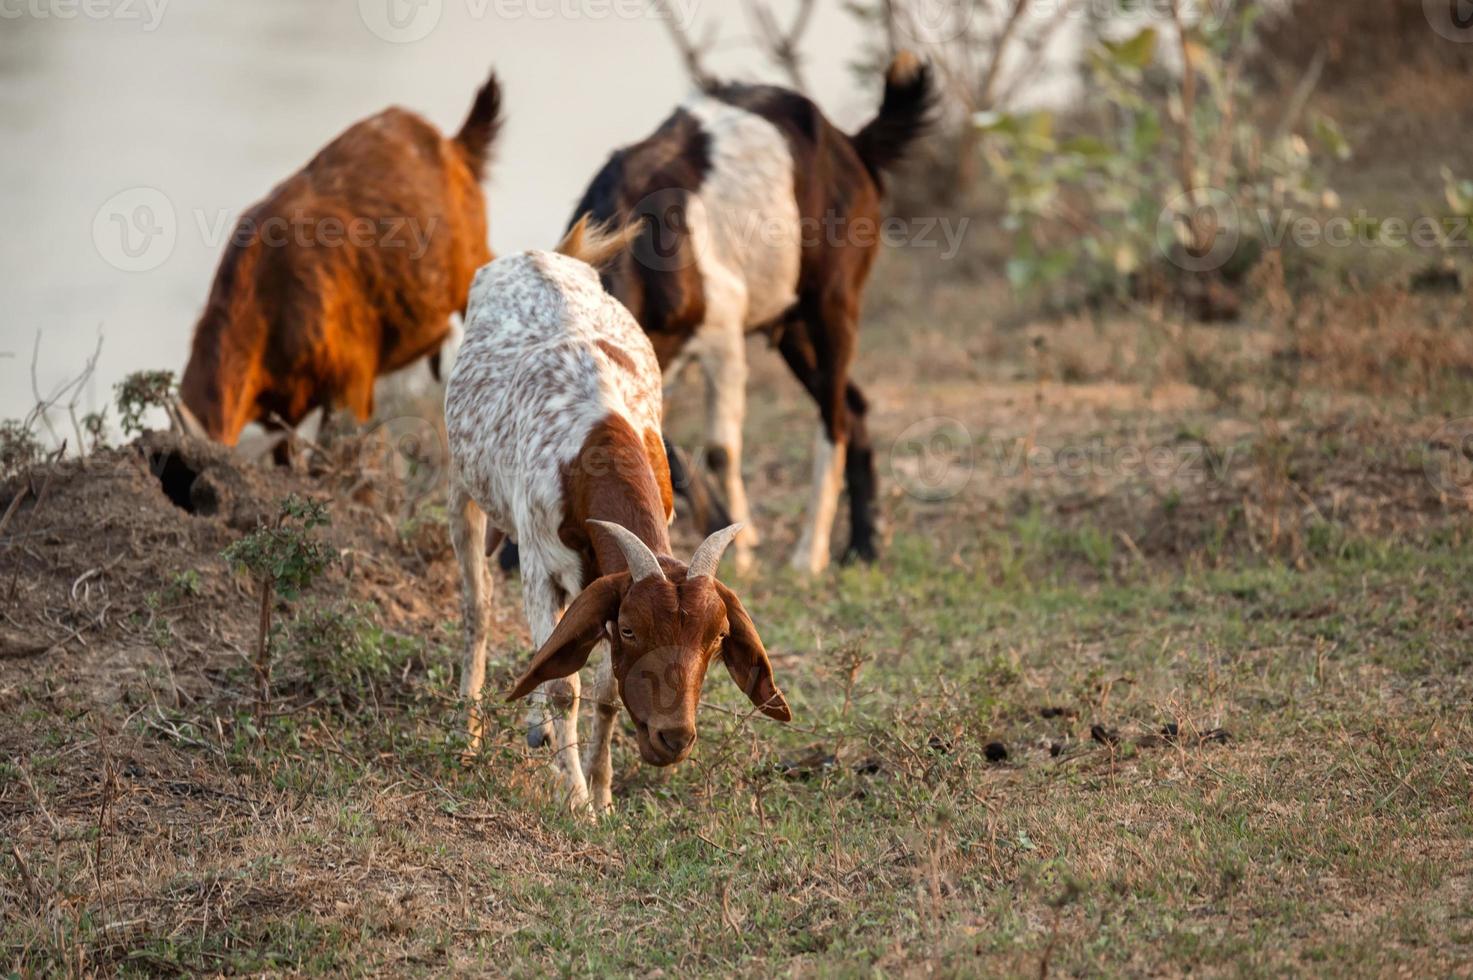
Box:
[0,0,871,429]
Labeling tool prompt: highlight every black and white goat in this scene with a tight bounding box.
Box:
[444,220,791,812]
[567,53,935,575]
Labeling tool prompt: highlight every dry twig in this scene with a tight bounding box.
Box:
[651,0,718,90]
[740,0,816,92]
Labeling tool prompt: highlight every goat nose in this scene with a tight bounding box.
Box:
[655,726,696,758]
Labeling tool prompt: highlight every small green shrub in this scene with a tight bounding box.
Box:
[114,369,178,437]
[81,410,109,453]
[222,495,336,715]
[978,5,1347,302]
[289,604,429,712]
[1,419,42,480]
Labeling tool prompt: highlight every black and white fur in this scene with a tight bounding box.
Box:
[567,52,935,575]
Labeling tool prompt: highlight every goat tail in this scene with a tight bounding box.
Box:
[556,214,642,271]
[850,50,936,180]
[455,68,504,182]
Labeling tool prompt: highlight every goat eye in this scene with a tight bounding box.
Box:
[620,626,636,640]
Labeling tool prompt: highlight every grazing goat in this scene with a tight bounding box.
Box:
[567,52,935,575]
[445,219,791,812]
[180,69,503,450]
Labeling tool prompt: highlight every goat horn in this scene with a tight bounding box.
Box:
[687,523,744,580]
[170,397,208,441]
[587,520,666,583]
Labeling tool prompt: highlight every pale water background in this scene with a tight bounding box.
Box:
[0,0,881,428]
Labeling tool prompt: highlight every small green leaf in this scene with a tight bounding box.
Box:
[1312,116,1352,162]
[974,111,1022,135]
[1062,136,1111,160]
[1103,28,1158,71]
[1131,110,1163,156]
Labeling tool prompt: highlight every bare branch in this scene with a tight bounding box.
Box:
[651,0,718,91]
[28,332,61,446]
[741,0,817,92]
[976,0,1033,111]
[26,330,104,457]
[879,0,899,57]
[995,0,1081,107]
[1205,43,1250,191]
[1169,0,1207,254]
[65,329,105,460]
[1272,44,1327,147]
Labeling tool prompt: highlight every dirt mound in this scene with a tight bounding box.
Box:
[0,432,463,697]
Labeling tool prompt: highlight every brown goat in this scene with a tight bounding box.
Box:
[180,70,503,448]
[446,221,789,811]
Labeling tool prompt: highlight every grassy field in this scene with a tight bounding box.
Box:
[4,224,1473,976]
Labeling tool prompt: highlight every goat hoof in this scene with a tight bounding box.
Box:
[789,550,830,577]
[841,541,879,565]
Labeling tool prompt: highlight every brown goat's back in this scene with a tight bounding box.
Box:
[183,73,501,445]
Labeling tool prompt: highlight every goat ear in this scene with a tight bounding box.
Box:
[713,582,791,722]
[506,574,627,702]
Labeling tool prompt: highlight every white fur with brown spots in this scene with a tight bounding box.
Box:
[445,236,666,810]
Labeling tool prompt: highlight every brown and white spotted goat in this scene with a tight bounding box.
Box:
[444,220,791,812]
[567,53,935,575]
[181,69,503,451]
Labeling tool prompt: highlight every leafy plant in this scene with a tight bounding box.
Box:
[166,569,204,602]
[114,370,178,437]
[81,410,109,454]
[0,419,42,480]
[977,3,1347,303]
[222,495,336,716]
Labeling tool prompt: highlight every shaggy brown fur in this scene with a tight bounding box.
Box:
[181,70,504,447]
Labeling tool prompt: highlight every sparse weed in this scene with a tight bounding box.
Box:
[286,603,434,713]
